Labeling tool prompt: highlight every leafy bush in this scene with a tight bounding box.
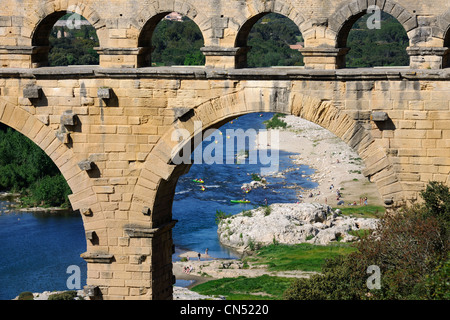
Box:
[17,291,34,300]
[420,181,450,235]
[0,126,58,191]
[347,12,409,67]
[215,210,232,225]
[152,18,205,66]
[26,175,72,208]
[48,291,78,300]
[284,182,449,300]
[0,125,72,208]
[264,114,287,129]
[247,13,304,67]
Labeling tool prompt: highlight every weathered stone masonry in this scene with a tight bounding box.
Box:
[0,0,449,300]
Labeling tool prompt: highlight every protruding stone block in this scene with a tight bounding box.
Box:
[78,159,94,171]
[371,111,389,122]
[55,131,70,144]
[142,206,151,216]
[98,87,112,99]
[407,47,450,69]
[86,230,96,241]
[299,47,350,69]
[80,208,93,216]
[23,85,42,99]
[61,110,77,126]
[201,46,250,68]
[80,252,114,264]
[83,285,99,298]
[172,107,194,121]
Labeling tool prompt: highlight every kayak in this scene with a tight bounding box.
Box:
[193,179,204,183]
[230,200,251,204]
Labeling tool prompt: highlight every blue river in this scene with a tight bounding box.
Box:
[0,113,317,299]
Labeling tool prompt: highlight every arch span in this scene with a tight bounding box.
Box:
[330,0,416,49]
[30,8,102,68]
[135,85,402,224]
[0,98,106,256]
[232,3,306,68]
[233,12,304,68]
[136,4,207,67]
[131,83,404,299]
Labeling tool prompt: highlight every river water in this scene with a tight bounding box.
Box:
[0,113,317,299]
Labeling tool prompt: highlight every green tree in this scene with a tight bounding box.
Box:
[284,182,449,300]
[247,13,304,67]
[49,25,99,66]
[0,125,71,208]
[152,18,205,66]
[346,13,409,67]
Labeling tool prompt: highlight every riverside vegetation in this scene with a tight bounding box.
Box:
[193,182,449,300]
[0,124,71,209]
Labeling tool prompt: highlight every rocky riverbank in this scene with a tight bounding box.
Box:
[13,287,221,300]
[217,202,378,252]
[0,192,69,213]
[257,115,383,207]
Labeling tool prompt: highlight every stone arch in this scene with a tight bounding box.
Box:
[236,0,307,30]
[434,9,450,43]
[0,98,106,255]
[131,86,404,299]
[329,0,417,48]
[233,8,305,68]
[136,1,208,67]
[135,86,403,224]
[28,2,103,67]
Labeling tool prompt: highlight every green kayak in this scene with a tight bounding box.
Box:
[230,200,251,204]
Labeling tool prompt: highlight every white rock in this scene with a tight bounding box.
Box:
[217,203,379,251]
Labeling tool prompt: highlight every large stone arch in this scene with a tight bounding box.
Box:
[25,1,103,67]
[135,1,209,67]
[135,84,403,228]
[0,97,106,264]
[130,84,404,299]
[329,0,417,48]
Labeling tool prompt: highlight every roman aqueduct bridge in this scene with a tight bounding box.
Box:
[0,0,449,299]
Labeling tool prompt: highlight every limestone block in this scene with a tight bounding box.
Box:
[98,87,112,99]
[55,131,70,144]
[370,111,389,122]
[61,110,77,126]
[78,159,94,171]
[81,208,93,216]
[23,85,41,99]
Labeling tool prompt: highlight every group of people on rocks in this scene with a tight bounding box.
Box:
[183,265,194,274]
